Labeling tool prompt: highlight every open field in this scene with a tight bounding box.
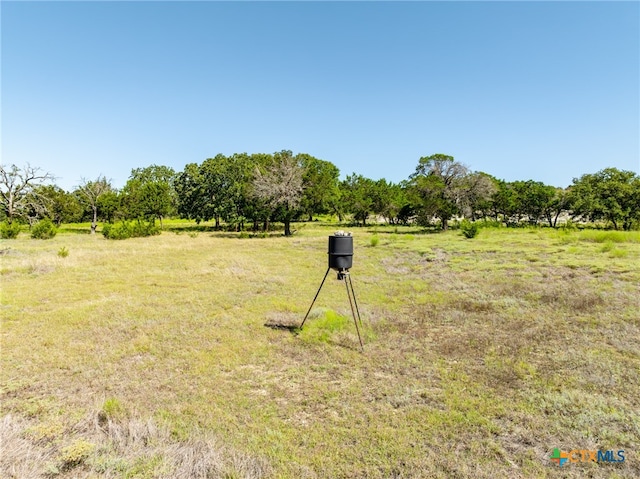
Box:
[1,224,639,478]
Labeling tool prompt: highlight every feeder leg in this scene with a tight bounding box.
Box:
[347,274,363,327]
[300,268,330,329]
[345,277,364,351]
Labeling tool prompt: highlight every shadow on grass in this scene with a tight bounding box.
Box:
[208,232,286,239]
[365,227,443,235]
[57,227,92,235]
[167,224,221,233]
[264,312,301,334]
[168,224,289,239]
[264,322,300,334]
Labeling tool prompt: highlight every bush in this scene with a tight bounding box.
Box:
[0,221,21,239]
[31,219,57,239]
[59,440,95,469]
[479,219,502,229]
[370,235,379,247]
[57,246,69,258]
[102,221,160,240]
[102,222,130,240]
[460,220,480,239]
[131,221,160,238]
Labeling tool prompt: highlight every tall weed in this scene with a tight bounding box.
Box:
[599,241,614,253]
[579,230,640,244]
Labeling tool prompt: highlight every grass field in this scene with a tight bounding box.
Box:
[1,223,639,478]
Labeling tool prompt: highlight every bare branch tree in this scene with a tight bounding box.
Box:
[76,176,112,234]
[252,152,303,236]
[458,172,497,220]
[0,164,55,223]
[24,187,55,227]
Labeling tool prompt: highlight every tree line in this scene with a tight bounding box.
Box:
[1,152,639,235]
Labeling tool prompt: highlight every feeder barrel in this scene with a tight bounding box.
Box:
[328,235,353,271]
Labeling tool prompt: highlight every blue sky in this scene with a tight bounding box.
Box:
[2,1,639,191]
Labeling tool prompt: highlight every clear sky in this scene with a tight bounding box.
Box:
[2,1,639,191]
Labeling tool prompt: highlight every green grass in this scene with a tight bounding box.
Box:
[559,229,640,244]
[1,224,639,478]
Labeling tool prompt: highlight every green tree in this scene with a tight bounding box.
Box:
[141,182,173,227]
[209,153,255,229]
[119,178,144,220]
[198,155,231,227]
[490,179,518,222]
[570,168,640,230]
[408,154,468,230]
[121,165,176,227]
[31,185,83,225]
[129,164,176,186]
[175,163,207,223]
[299,155,341,221]
[96,190,121,224]
[542,187,570,228]
[341,174,375,226]
[175,155,256,229]
[237,153,271,231]
[510,180,557,225]
[369,179,409,225]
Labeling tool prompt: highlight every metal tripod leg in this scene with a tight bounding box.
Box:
[347,274,362,327]
[344,275,364,351]
[300,267,330,329]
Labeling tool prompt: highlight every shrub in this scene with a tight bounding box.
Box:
[0,221,21,239]
[370,235,379,247]
[132,221,160,238]
[31,219,57,239]
[460,220,480,239]
[59,439,95,469]
[102,222,130,240]
[57,246,69,258]
[479,219,502,229]
[103,221,160,240]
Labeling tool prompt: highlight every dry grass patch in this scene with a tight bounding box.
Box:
[0,412,270,479]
